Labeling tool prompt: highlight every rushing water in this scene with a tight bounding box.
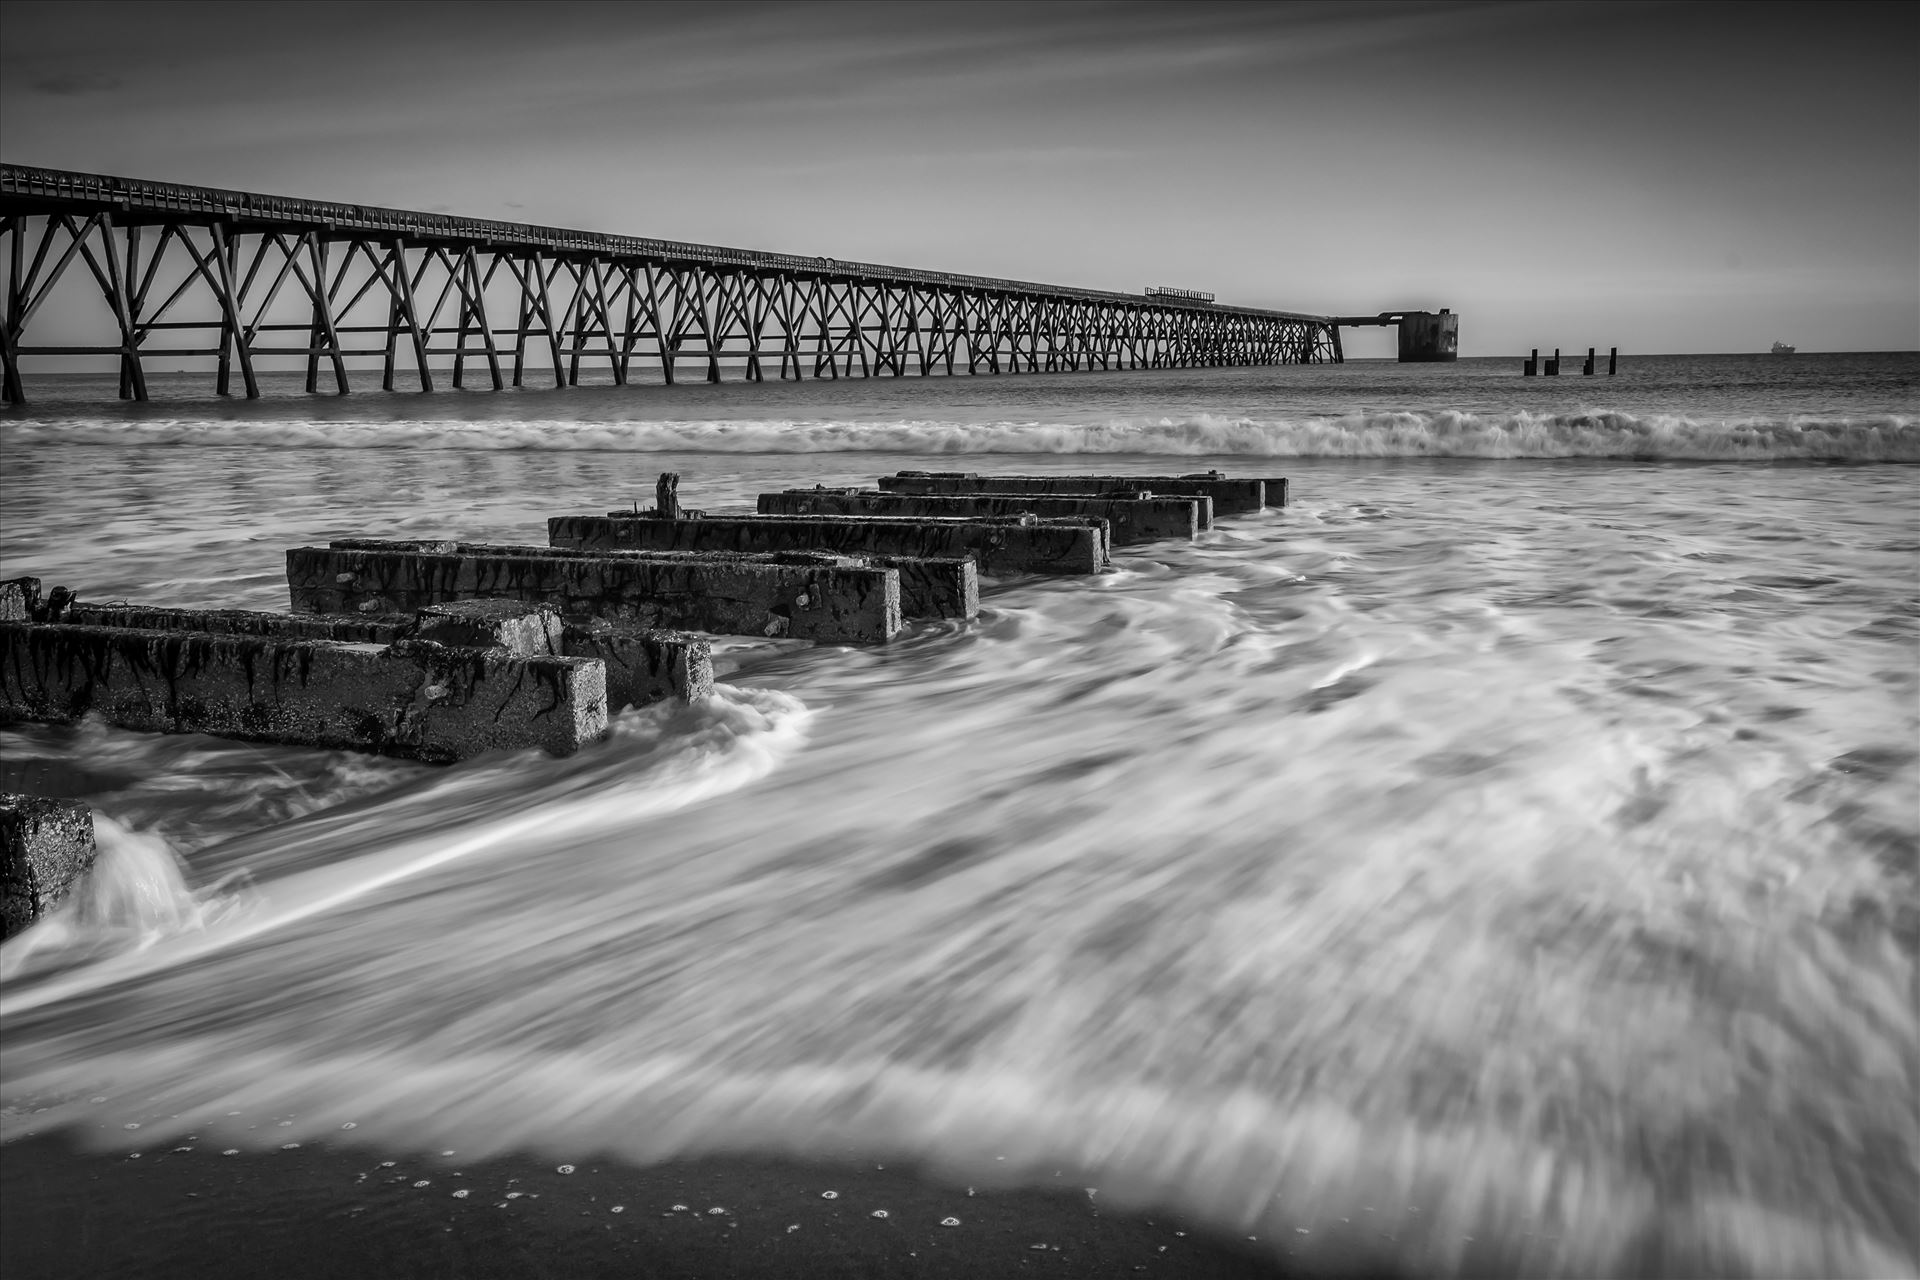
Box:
[2,355,1916,1278]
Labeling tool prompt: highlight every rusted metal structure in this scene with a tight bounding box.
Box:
[1332,308,1459,363]
[0,164,1346,403]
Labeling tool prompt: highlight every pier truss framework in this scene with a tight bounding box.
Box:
[0,165,1340,403]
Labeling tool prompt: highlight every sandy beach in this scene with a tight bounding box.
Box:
[1,1132,1359,1279]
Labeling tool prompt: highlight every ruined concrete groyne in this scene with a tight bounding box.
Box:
[0,468,1285,933]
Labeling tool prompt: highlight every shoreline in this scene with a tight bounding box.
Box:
[0,1131,1410,1279]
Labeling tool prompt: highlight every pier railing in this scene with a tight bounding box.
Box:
[1,164,1344,402]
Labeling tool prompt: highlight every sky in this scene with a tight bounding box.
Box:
[1,0,1914,356]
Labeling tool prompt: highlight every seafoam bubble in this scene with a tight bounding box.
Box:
[670,1204,688,1212]
[821,1190,838,1199]
[280,1143,300,1150]
[221,1149,239,1157]
[871,1210,889,1219]
[339,1122,356,1130]
[941,1217,961,1227]
[413,1180,430,1188]
[708,1207,726,1216]
[556,1164,575,1174]
[610,1206,624,1213]
[452,1190,469,1199]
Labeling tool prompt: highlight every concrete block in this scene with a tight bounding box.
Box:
[550,513,1105,577]
[864,555,978,620]
[413,599,562,657]
[1258,478,1289,508]
[62,603,708,706]
[65,603,413,643]
[0,622,608,762]
[1,578,34,623]
[881,471,1270,516]
[1,793,96,939]
[567,531,976,620]
[2,577,77,623]
[291,542,901,645]
[758,488,1208,541]
[560,620,713,711]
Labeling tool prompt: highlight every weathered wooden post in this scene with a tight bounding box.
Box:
[1609,347,1618,375]
[1545,348,1560,376]
[1523,348,1538,376]
[656,472,683,520]
[1582,347,1596,375]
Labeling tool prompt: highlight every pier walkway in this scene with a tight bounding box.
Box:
[1,165,1360,403]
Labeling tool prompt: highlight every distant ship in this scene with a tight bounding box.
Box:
[1771,340,1796,355]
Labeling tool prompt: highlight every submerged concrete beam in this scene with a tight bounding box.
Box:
[551,513,1105,577]
[1,792,96,939]
[879,471,1276,515]
[758,488,1208,541]
[66,599,710,710]
[561,618,714,711]
[66,602,413,643]
[291,542,901,645]
[534,533,975,622]
[1,622,609,762]
[863,555,978,620]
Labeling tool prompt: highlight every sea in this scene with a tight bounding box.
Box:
[1,352,1915,1278]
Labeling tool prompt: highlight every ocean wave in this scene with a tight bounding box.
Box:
[0,684,811,1004]
[4,410,1917,460]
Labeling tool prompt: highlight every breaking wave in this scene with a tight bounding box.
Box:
[4,410,1916,460]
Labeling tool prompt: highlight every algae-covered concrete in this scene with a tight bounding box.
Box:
[413,599,563,657]
[293,542,902,644]
[1,792,97,939]
[561,619,713,711]
[550,513,1105,577]
[65,600,709,709]
[66,603,413,643]
[3,577,76,623]
[863,555,978,620]
[879,471,1272,516]
[1,579,33,623]
[548,532,976,621]
[0,622,608,762]
[757,488,1207,541]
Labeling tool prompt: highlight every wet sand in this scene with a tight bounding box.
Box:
[1,1133,1404,1279]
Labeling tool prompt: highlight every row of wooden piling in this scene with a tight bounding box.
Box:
[2,468,1286,936]
[1523,347,1617,376]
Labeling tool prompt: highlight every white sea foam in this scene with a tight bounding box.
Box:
[4,410,1916,460]
[0,685,810,1009]
[2,411,1913,1280]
